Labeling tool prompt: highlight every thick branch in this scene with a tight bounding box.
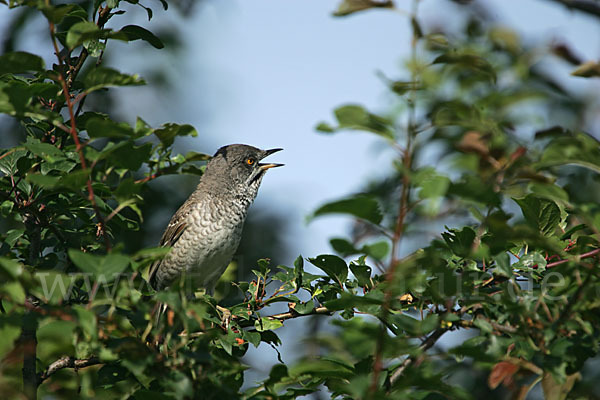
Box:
[21,304,38,400]
[37,356,101,384]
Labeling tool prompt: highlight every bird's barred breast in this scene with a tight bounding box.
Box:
[160,197,248,291]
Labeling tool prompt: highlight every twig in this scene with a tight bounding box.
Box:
[369,1,420,396]
[37,356,101,384]
[388,328,447,388]
[458,318,518,334]
[554,269,595,327]
[237,306,331,329]
[547,248,600,268]
[48,19,111,251]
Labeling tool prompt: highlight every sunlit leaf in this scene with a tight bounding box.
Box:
[311,196,383,225]
[84,67,146,92]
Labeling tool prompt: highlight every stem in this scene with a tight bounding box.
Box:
[369,1,421,397]
[387,328,446,388]
[546,248,600,268]
[48,20,111,251]
[37,356,101,384]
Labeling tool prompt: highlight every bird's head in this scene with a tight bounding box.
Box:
[203,144,283,196]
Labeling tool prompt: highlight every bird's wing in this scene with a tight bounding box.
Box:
[148,205,192,289]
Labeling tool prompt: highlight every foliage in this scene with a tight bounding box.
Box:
[1,0,600,399]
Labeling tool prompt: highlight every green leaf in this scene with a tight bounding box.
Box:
[473,317,493,333]
[86,117,135,139]
[390,80,422,96]
[324,292,382,311]
[350,262,372,287]
[26,173,60,188]
[254,317,283,332]
[66,21,101,49]
[333,104,393,138]
[1,200,13,217]
[311,196,382,225]
[41,4,76,24]
[514,252,546,272]
[23,136,64,162]
[107,141,153,170]
[84,67,145,92]
[0,52,45,75]
[154,123,197,147]
[0,257,23,279]
[537,132,600,173]
[293,299,315,315]
[4,229,24,247]
[118,25,164,49]
[441,226,476,258]
[332,0,394,17]
[433,53,496,83]
[68,250,130,282]
[308,254,348,285]
[290,359,354,379]
[330,238,358,257]
[361,241,389,260]
[414,167,451,199]
[391,313,439,336]
[315,122,335,133]
[0,315,21,360]
[493,252,512,277]
[514,194,560,236]
[73,305,97,339]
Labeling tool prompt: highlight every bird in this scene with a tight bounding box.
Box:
[148,144,283,297]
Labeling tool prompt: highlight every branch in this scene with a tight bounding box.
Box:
[37,356,101,384]
[387,328,447,388]
[458,318,518,334]
[370,1,420,395]
[554,268,595,327]
[21,297,38,400]
[48,19,111,251]
[238,306,331,329]
[546,248,600,268]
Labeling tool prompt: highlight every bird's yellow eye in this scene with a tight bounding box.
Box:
[246,158,255,166]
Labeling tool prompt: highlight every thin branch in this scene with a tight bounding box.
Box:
[135,171,163,184]
[264,306,330,321]
[369,1,421,396]
[238,306,331,329]
[546,248,600,268]
[388,328,447,388]
[182,306,332,338]
[37,356,101,384]
[458,318,518,334]
[48,20,111,251]
[554,269,595,327]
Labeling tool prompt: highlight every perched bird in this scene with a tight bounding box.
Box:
[148,144,283,296]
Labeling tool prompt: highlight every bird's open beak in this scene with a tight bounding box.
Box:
[259,148,284,170]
